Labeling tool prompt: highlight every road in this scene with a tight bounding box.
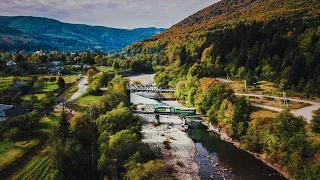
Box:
[236,93,320,123]
[54,76,88,114]
[68,76,88,101]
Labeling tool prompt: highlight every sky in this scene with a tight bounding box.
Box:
[0,0,219,29]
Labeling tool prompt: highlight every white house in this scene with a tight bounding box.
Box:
[0,104,13,121]
[83,64,92,69]
[51,61,65,67]
[6,61,17,68]
[34,50,45,55]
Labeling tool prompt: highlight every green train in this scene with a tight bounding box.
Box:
[154,106,196,115]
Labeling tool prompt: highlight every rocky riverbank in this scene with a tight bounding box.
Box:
[138,114,200,180]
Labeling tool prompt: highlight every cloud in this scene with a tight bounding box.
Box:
[0,0,219,29]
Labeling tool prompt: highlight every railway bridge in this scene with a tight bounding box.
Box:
[125,84,176,101]
[126,84,176,93]
[132,111,207,127]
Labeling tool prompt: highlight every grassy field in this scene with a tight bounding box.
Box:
[0,75,78,92]
[0,139,40,170]
[12,152,52,180]
[249,97,309,110]
[230,80,279,95]
[0,76,30,90]
[21,93,57,109]
[0,112,59,172]
[42,84,58,92]
[97,66,113,72]
[74,95,101,107]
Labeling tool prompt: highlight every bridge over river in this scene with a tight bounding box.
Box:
[126,84,176,93]
[132,111,208,118]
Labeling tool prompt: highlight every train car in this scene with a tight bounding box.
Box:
[171,107,196,115]
[154,106,172,113]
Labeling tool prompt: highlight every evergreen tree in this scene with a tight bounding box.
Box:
[57,77,65,90]
[59,105,71,141]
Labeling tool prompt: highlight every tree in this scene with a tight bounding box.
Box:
[112,60,120,71]
[108,129,140,166]
[30,94,38,105]
[311,109,320,133]
[130,59,153,73]
[236,66,246,78]
[5,128,20,146]
[59,106,71,141]
[125,160,174,180]
[50,77,57,84]
[154,71,170,88]
[34,79,45,92]
[57,77,65,90]
[42,78,49,84]
[72,113,92,146]
[274,110,305,139]
[231,97,250,139]
[87,68,98,83]
[13,53,25,63]
[96,107,135,135]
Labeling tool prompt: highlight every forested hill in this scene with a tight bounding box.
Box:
[127,0,320,94]
[0,16,165,52]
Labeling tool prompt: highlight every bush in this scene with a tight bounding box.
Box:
[176,160,185,167]
[85,85,99,95]
[164,143,171,150]
[0,112,41,137]
[125,160,175,180]
[311,109,320,133]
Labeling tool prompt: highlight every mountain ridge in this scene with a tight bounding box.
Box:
[0,16,166,52]
[127,0,320,94]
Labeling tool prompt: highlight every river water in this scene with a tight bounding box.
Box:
[131,92,285,180]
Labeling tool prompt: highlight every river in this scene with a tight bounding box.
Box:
[130,92,285,180]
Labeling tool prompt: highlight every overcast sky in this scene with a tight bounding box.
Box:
[0,0,219,29]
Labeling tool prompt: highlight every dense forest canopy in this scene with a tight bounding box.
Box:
[128,0,320,94]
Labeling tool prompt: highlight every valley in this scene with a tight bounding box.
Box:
[0,0,320,179]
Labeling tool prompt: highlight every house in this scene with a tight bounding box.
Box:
[83,64,92,69]
[6,61,17,68]
[52,61,65,67]
[34,50,45,55]
[0,104,29,120]
[50,61,65,74]
[0,104,13,120]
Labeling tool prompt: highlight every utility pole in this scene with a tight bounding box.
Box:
[283,91,288,107]
[244,80,248,92]
[227,73,232,84]
[89,107,97,180]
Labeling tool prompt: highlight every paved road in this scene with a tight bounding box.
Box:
[236,93,320,123]
[68,76,88,101]
[54,76,88,114]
